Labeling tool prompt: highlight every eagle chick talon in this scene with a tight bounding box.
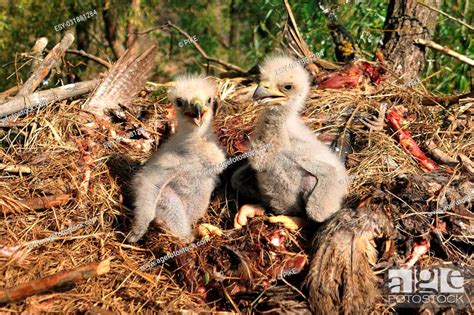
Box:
[234,204,265,229]
[268,215,306,231]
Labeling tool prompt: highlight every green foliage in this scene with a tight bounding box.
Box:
[0,0,100,90]
[0,0,471,94]
[423,0,473,94]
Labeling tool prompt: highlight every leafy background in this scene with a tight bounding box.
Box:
[0,0,472,93]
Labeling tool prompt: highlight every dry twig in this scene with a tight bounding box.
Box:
[165,21,248,75]
[0,194,71,214]
[422,92,474,106]
[425,140,458,166]
[414,38,474,66]
[65,49,112,69]
[0,259,110,304]
[0,163,32,174]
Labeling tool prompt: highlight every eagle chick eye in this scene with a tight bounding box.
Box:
[176,98,184,107]
[207,97,212,104]
[282,84,293,92]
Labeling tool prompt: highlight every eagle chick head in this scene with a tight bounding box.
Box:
[254,54,310,113]
[169,75,217,130]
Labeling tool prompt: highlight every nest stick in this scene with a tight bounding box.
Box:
[425,140,458,166]
[0,80,99,123]
[0,194,71,214]
[0,163,31,174]
[0,259,110,304]
[0,194,71,213]
[414,38,474,66]
[17,33,75,96]
[422,92,474,106]
[65,49,112,69]
[29,37,49,75]
[0,86,20,100]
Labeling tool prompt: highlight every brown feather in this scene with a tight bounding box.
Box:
[306,198,393,314]
[82,45,156,117]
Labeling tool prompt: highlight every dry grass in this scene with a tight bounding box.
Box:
[0,74,472,314]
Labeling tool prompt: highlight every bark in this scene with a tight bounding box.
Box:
[125,0,140,55]
[380,0,440,77]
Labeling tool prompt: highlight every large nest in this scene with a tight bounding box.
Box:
[0,73,472,313]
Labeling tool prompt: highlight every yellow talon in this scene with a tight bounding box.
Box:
[234,204,265,229]
[268,215,306,232]
[196,223,223,238]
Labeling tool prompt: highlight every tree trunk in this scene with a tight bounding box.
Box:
[125,0,140,55]
[229,0,240,48]
[103,0,126,59]
[379,0,440,78]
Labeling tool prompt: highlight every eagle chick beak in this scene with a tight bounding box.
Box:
[253,81,288,104]
[184,99,207,126]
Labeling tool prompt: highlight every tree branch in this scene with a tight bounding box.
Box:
[0,80,99,124]
[165,21,248,75]
[65,49,112,69]
[414,38,474,66]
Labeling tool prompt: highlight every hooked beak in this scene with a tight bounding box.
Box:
[183,99,207,126]
[253,81,288,105]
